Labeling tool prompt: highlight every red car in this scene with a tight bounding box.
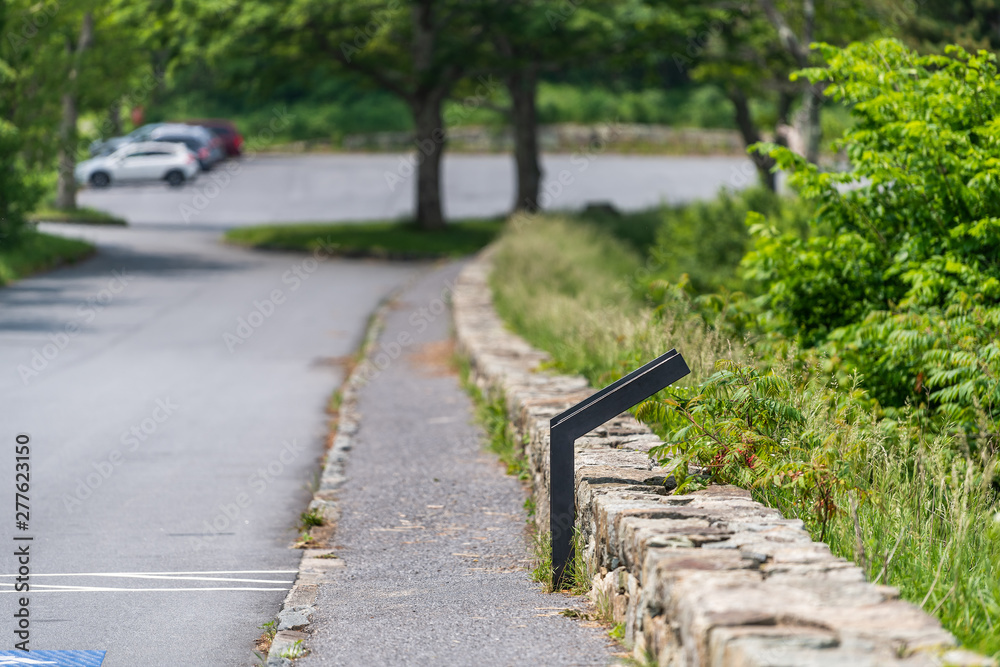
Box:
[181,119,244,157]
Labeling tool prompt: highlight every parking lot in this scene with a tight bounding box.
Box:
[78,153,757,227]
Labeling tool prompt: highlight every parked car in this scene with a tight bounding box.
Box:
[148,124,226,171]
[180,119,244,157]
[75,142,199,188]
[88,123,163,157]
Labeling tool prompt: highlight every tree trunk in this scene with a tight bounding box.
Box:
[800,0,821,164]
[409,0,447,230]
[55,12,94,211]
[412,93,447,231]
[55,92,79,210]
[801,84,822,164]
[108,99,122,137]
[727,87,776,192]
[508,66,541,213]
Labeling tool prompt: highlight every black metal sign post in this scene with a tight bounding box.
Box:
[548,349,690,588]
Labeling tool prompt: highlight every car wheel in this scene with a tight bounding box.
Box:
[90,172,111,188]
[165,170,186,188]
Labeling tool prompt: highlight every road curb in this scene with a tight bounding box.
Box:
[263,269,426,666]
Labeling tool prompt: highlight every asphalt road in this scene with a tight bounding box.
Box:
[79,153,756,227]
[0,223,419,664]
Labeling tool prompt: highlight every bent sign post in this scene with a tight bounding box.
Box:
[548,349,690,588]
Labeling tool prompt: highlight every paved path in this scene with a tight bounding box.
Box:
[0,224,418,665]
[298,262,616,666]
[79,153,755,227]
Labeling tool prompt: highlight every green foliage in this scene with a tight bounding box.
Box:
[28,206,126,226]
[0,231,94,286]
[299,508,324,529]
[640,359,871,540]
[491,214,737,389]
[745,39,1000,432]
[0,121,43,246]
[648,188,809,294]
[536,83,735,128]
[0,3,45,244]
[458,356,530,481]
[529,529,553,591]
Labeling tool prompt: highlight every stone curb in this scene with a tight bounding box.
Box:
[452,247,995,667]
[263,273,420,667]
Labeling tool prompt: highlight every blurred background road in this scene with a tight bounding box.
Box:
[79,153,756,227]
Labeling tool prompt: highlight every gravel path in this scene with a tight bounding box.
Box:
[298,261,618,666]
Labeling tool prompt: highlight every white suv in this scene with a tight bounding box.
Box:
[75,142,200,188]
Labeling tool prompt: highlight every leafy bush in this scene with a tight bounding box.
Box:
[536,83,737,128]
[745,39,1000,432]
[0,120,45,247]
[649,188,810,294]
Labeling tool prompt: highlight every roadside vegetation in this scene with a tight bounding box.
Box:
[0,230,94,286]
[490,41,1000,657]
[28,206,126,226]
[225,219,503,259]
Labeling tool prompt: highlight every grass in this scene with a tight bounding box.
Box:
[254,620,277,655]
[28,206,126,226]
[299,508,324,529]
[489,212,1000,658]
[224,219,504,259]
[279,639,307,659]
[0,231,94,286]
[456,353,530,480]
[492,215,735,391]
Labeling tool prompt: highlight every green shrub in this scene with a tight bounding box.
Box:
[745,39,1000,432]
[0,120,45,247]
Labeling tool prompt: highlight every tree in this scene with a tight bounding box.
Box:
[480,0,614,213]
[54,11,95,210]
[902,0,1000,53]
[3,0,155,213]
[758,0,822,164]
[198,0,492,230]
[642,0,883,189]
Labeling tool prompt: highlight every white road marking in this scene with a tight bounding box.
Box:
[0,570,297,593]
[0,574,293,584]
[0,569,296,577]
[0,587,290,593]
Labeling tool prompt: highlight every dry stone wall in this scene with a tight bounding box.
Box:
[452,249,995,667]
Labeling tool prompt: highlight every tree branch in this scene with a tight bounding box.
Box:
[314,28,412,102]
[757,0,808,65]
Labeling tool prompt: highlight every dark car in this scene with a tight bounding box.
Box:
[148,124,225,171]
[180,119,244,157]
[89,123,163,157]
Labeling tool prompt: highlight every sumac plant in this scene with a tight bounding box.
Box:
[638,359,868,540]
[743,39,1000,440]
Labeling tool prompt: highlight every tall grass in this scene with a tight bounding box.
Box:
[490,214,1000,657]
[491,216,738,390]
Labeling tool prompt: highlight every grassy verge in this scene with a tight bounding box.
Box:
[490,211,1000,657]
[28,206,127,226]
[0,231,95,286]
[225,219,504,259]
